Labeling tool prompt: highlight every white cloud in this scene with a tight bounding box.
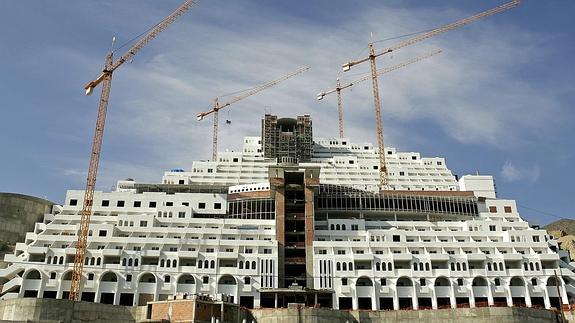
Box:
[64,1,568,186]
[501,161,540,183]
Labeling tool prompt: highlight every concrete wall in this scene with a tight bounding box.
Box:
[0,193,54,244]
[250,307,564,323]
[0,298,145,323]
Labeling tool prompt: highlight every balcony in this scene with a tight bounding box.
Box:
[102,249,123,257]
[219,252,239,259]
[178,250,198,258]
[393,254,413,261]
[429,254,450,261]
[141,250,161,257]
[466,254,487,261]
[27,246,48,254]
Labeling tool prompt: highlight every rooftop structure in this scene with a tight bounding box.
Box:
[1,114,574,312]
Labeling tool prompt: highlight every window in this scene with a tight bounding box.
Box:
[531,278,537,286]
[245,248,253,254]
[244,277,250,284]
[164,275,171,283]
[140,221,147,227]
[98,230,106,237]
[179,180,185,184]
[69,199,78,206]
[351,224,359,231]
[495,278,501,286]
[101,200,110,207]
[263,249,272,254]
[126,274,132,282]
[50,272,57,279]
[117,200,125,207]
[392,235,400,242]
[337,250,345,255]
[489,225,496,232]
[318,250,327,255]
[207,168,213,173]
[206,248,214,253]
[399,171,405,176]
[166,202,173,207]
[489,206,497,213]
[420,278,426,286]
[233,158,239,162]
[341,278,348,286]
[504,206,512,213]
[203,276,209,284]
[380,278,386,286]
[532,236,540,242]
[457,278,463,286]
[199,202,206,209]
[149,201,156,208]
[214,203,222,209]
[133,201,141,207]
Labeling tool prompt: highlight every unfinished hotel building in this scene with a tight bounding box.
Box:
[1,114,574,310]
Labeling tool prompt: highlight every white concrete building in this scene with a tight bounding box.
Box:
[1,115,573,311]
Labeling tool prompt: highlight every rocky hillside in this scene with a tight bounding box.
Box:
[545,219,575,262]
[545,219,575,236]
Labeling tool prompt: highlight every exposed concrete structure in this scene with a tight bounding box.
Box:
[0,298,145,322]
[0,193,54,245]
[0,297,573,322]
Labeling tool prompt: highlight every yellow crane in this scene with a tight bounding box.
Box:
[341,0,521,189]
[197,66,310,161]
[318,49,442,138]
[70,0,197,301]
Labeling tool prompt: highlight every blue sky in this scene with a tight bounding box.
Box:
[0,1,573,225]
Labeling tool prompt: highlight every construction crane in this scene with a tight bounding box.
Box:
[341,0,521,189]
[197,66,310,161]
[318,49,442,138]
[70,0,197,301]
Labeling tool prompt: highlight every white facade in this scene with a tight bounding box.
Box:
[1,135,573,310]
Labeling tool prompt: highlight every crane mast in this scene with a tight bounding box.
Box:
[341,0,520,189]
[318,49,442,139]
[197,66,310,161]
[336,78,344,138]
[70,0,197,301]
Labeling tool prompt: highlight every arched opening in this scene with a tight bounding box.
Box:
[252,261,256,269]
[239,261,243,269]
[211,260,215,269]
[101,272,118,282]
[434,277,450,287]
[139,273,156,283]
[337,262,341,271]
[342,224,346,230]
[382,262,386,271]
[218,275,236,285]
[178,274,195,284]
[24,269,41,280]
[62,271,73,281]
[356,277,373,286]
[547,277,561,286]
[510,277,525,286]
[397,277,413,287]
[472,277,488,286]
[425,263,430,271]
[472,277,489,307]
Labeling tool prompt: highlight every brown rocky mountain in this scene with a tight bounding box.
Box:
[545,219,575,262]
